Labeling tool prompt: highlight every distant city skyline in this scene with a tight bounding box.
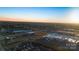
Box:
[0,7,79,23]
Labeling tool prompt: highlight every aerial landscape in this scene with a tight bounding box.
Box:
[0,7,79,51]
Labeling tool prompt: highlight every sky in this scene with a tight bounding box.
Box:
[0,7,79,23]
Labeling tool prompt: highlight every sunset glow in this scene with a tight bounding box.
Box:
[66,8,79,23]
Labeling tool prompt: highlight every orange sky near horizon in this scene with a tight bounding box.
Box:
[0,16,72,23]
[0,17,50,22]
[0,17,78,24]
